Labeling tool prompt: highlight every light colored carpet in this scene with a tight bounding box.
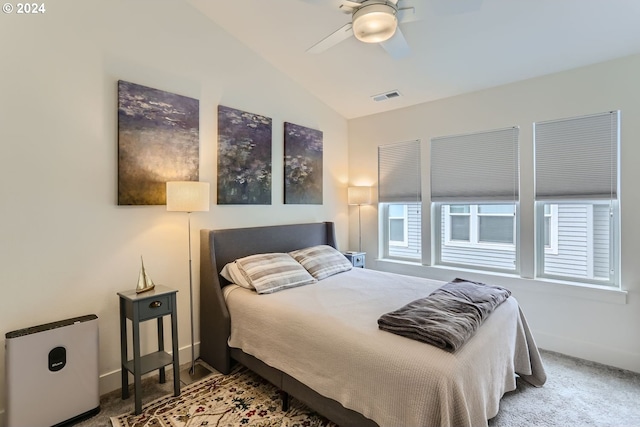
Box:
[488,350,640,427]
[76,350,640,427]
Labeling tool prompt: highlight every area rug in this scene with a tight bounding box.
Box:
[110,366,335,427]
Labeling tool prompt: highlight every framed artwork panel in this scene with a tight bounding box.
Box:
[117,80,199,205]
[217,105,272,204]
[284,122,323,204]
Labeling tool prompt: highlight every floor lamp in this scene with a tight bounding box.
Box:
[347,186,372,252]
[166,181,212,384]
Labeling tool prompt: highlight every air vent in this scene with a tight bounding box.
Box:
[371,90,402,102]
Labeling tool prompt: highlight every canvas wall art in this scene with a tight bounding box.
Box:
[217,105,272,204]
[117,80,199,205]
[284,122,323,204]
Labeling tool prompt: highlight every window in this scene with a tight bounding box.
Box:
[378,140,422,261]
[536,202,614,282]
[447,205,470,242]
[384,202,422,260]
[389,204,408,246]
[374,110,621,289]
[534,111,619,286]
[438,204,517,270]
[543,204,559,255]
[431,127,519,272]
[444,204,515,247]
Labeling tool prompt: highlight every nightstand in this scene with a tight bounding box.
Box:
[343,251,366,268]
[118,285,180,414]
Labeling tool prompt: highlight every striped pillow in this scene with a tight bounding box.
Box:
[289,245,352,280]
[220,261,254,290]
[235,253,317,294]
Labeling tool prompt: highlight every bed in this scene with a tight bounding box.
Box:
[199,222,546,427]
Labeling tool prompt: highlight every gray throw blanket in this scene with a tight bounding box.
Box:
[378,278,511,352]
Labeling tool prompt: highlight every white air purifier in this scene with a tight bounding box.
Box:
[5,314,100,427]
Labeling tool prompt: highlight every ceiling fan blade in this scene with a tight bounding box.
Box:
[306,23,354,54]
[339,0,363,13]
[380,27,410,59]
[397,7,418,23]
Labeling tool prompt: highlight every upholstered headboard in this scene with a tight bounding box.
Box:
[199,222,337,373]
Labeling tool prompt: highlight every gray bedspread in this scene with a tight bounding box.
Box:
[378,278,511,351]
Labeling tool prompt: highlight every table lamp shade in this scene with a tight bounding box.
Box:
[166,181,210,212]
[348,186,372,206]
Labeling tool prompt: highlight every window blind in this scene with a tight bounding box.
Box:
[378,140,421,203]
[430,127,519,202]
[534,111,619,200]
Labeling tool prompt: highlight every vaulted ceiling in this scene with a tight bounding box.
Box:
[186,0,640,119]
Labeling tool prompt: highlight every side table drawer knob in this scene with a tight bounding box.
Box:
[149,301,162,309]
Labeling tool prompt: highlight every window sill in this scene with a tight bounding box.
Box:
[373,258,628,305]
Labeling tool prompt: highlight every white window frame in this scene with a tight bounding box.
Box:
[534,111,619,287]
[443,204,516,252]
[543,204,559,255]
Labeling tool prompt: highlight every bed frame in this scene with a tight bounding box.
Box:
[199,222,377,427]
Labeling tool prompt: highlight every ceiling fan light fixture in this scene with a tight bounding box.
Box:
[352,3,398,43]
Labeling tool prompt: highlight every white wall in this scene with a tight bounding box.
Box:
[348,54,640,373]
[0,0,349,415]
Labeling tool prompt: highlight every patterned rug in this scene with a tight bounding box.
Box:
[110,366,336,427]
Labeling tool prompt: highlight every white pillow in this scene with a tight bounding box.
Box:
[289,245,352,280]
[235,253,317,294]
[220,261,254,290]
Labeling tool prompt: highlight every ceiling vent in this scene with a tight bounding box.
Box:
[371,90,401,102]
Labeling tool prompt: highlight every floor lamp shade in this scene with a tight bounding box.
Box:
[348,186,372,206]
[166,181,210,212]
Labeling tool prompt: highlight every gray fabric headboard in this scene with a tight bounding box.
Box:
[199,222,337,372]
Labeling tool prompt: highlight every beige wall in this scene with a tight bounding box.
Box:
[0,0,349,415]
[348,54,640,373]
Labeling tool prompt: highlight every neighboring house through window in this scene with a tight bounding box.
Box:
[443,204,515,248]
[388,204,408,246]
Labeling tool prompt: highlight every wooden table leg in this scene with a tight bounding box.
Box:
[119,298,129,400]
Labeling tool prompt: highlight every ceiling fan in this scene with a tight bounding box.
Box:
[306,0,419,59]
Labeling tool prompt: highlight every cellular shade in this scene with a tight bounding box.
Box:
[378,140,421,203]
[534,111,619,200]
[431,127,519,203]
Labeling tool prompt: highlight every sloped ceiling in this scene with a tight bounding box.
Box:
[186,0,640,119]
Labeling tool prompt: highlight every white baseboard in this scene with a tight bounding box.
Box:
[534,330,640,373]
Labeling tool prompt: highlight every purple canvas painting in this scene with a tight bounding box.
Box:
[117,80,199,205]
[284,122,323,204]
[217,105,272,204]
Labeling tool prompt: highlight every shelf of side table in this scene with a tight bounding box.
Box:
[118,285,180,415]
